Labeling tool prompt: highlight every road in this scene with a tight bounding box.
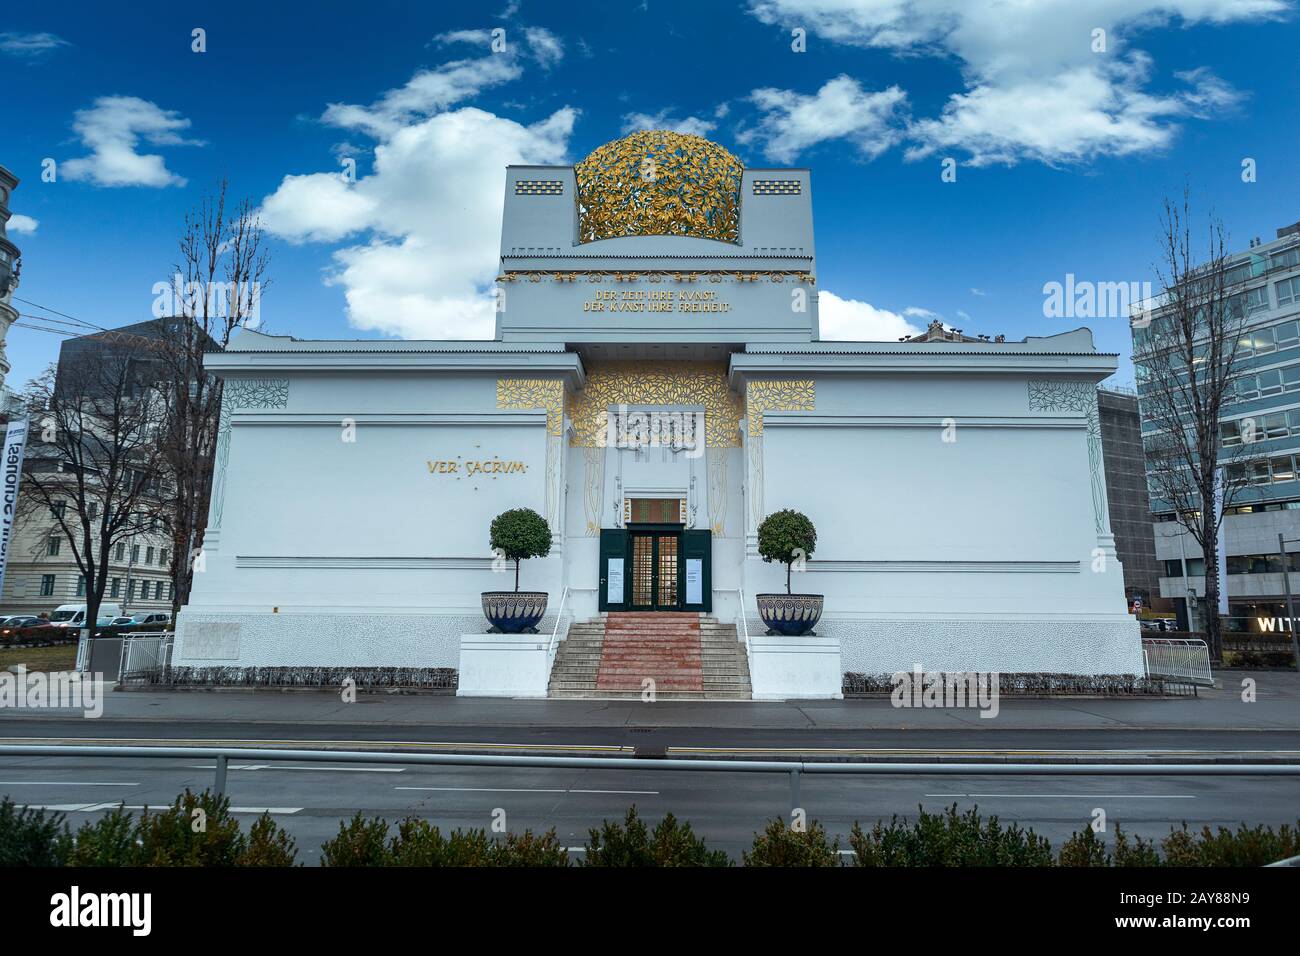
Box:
[3,749,1298,863]
[2,675,1298,862]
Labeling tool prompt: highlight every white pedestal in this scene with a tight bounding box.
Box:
[748,634,843,700]
[456,633,552,698]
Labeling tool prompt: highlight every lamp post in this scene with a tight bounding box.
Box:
[1276,533,1300,672]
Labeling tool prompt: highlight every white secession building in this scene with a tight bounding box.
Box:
[172,131,1141,697]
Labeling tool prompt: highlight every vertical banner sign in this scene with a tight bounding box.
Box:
[0,418,29,598]
[1213,467,1229,616]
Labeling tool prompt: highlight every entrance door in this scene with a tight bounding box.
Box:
[630,530,681,610]
[600,527,711,613]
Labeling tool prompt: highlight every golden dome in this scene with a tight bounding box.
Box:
[574,130,743,244]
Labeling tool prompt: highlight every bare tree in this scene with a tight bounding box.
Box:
[155,179,270,614]
[1133,190,1261,658]
[18,356,169,641]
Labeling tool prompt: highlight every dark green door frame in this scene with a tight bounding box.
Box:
[599,526,711,613]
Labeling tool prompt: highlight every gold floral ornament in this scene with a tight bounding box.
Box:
[567,361,743,448]
[746,380,815,436]
[497,379,565,436]
[574,131,744,244]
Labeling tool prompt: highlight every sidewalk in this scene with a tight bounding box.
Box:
[3,670,1297,732]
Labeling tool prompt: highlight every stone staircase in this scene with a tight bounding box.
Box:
[548,612,751,699]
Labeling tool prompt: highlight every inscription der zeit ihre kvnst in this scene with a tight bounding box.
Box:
[582,289,732,313]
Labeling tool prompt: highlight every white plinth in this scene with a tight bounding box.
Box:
[748,634,843,700]
[457,633,552,698]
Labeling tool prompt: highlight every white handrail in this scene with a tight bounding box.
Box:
[735,587,753,674]
[546,585,571,659]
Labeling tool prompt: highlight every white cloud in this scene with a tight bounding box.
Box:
[621,109,717,137]
[322,56,523,139]
[818,290,925,341]
[60,96,200,187]
[746,0,1282,166]
[6,214,38,235]
[0,31,69,58]
[970,287,986,296]
[261,90,576,339]
[903,306,938,318]
[738,75,907,163]
[433,25,564,68]
[524,27,565,69]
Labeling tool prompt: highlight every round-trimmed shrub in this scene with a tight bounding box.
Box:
[489,507,553,591]
[757,509,817,594]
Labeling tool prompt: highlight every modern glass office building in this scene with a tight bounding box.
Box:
[1137,221,1300,631]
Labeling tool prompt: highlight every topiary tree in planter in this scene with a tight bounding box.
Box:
[755,509,823,636]
[489,508,553,591]
[482,508,554,634]
[757,509,817,594]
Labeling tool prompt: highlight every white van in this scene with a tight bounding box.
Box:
[48,603,123,629]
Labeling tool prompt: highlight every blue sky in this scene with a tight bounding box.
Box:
[2,0,1298,388]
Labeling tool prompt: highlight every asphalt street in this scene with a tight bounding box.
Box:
[2,671,1299,863]
[3,752,1298,864]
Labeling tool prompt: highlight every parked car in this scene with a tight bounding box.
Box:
[48,603,123,629]
[0,615,50,642]
[131,612,172,627]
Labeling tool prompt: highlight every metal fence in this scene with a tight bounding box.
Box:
[1142,637,1214,686]
[119,632,174,682]
[2,744,1297,814]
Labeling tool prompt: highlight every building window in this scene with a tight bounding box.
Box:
[115,542,125,561]
[51,501,66,519]
[1163,559,1183,577]
[47,537,61,556]
[155,581,166,600]
[110,578,121,598]
[160,548,170,567]
[75,575,86,597]
[87,502,99,520]
[146,546,154,565]
[1185,558,1206,576]
[166,581,174,599]
[39,574,55,596]
[1277,276,1300,306]
[131,545,140,563]
[128,580,137,600]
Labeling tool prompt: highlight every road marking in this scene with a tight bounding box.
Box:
[16,803,301,814]
[395,786,659,795]
[924,793,1197,799]
[0,781,138,786]
[397,786,568,794]
[188,764,404,773]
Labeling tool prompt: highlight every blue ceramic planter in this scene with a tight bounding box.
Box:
[481,591,548,634]
[756,593,824,636]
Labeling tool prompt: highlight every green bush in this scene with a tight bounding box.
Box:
[240,813,300,867]
[321,812,393,866]
[1161,822,1300,867]
[1058,824,1110,867]
[584,806,729,867]
[756,509,817,594]
[1111,825,1162,867]
[134,790,246,866]
[743,818,840,867]
[322,815,570,867]
[496,829,570,867]
[489,507,553,591]
[849,805,1053,866]
[68,807,138,866]
[0,798,71,866]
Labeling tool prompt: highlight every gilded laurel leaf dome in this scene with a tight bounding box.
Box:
[574,130,743,244]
